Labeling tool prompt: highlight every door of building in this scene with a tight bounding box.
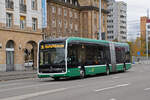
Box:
[6,41,14,71]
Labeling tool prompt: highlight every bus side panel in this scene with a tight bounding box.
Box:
[66,68,80,77]
[116,64,124,71]
[52,68,80,78]
[126,63,132,70]
[109,65,113,72]
[85,65,107,75]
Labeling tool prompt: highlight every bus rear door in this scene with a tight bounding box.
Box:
[109,42,116,72]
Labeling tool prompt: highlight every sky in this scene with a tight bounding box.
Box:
[116,0,150,41]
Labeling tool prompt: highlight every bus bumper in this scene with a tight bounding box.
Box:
[38,74,67,78]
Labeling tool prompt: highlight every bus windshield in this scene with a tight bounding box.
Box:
[39,43,65,66]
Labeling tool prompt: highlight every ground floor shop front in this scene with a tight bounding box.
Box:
[0,30,42,72]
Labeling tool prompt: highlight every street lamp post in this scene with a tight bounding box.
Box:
[146,27,149,59]
[146,22,149,60]
[99,0,102,40]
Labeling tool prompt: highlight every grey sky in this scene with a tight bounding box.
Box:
[116,0,149,40]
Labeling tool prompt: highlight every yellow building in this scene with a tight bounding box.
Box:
[46,0,109,40]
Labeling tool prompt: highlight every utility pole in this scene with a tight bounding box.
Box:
[99,0,102,40]
[146,26,149,59]
[146,9,149,59]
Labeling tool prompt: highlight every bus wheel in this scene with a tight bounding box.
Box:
[80,68,85,79]
[106,67,110,75]
[53,77,60,81]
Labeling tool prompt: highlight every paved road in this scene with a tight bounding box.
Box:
[0,64,150,100]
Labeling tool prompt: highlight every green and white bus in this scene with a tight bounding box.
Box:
[38,37,131,80]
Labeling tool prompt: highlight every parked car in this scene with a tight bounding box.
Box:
[24,60,33,67]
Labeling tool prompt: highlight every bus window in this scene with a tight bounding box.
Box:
[39,51,49,65]
[67,44,79,68]
[125,46,131,63]
[104,46,111,64]
[115,46,123,63]
[84,44,106,66]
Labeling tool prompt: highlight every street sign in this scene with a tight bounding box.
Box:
[137,51,140,56]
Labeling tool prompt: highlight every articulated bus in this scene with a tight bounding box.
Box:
[38,37,131,80]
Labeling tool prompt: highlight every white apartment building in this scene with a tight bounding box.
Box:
[0,0,43,71]
[0,0,42,30]
[107,0,127,42]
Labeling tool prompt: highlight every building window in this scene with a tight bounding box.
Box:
[75,1,78,6]
[64,9,67,16]
[70,0,72,4]
[6,13,12,28]
[94,0,97,7]
[64,20,67,29]
[31,0,37,10]
[103,16,105,25]
[58,19,62,33]
[5,0,14,9]
[70,22,73,30]
[58,8,61,15]
[58,19,62,28]
[20,0,25,4]
[19,0,26,13]
[94,13,97,19]
[74,12,78,18]
[32,18,37,31]
[52,18,56,27]
[70,11,72,17]
[20,16,26,29]
[52,6,56,13]
[75,24,78,32]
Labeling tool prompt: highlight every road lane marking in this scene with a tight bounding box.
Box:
[0,83,25,88]
[110,98,117,100]
[0,82,58,93]
[144,88,150,91]
[0,85,84,100]
[112,77,120,79]
[0,88,67,100]
[95,84,129,92]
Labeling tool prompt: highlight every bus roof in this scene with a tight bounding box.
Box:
[67,37,129,47]
[40,37,129,47]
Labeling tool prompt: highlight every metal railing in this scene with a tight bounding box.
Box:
[132,56,150,64]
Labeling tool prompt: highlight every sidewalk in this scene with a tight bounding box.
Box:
[0,70,37,81]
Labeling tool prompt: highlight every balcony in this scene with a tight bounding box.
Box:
[20,4,27,13]
[5,0,14,10]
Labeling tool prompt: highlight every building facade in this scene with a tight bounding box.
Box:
[107,0,127,42]
[140,16,150,56]
[46,0,109,40]
[140,17,147,41]
[0,0,43,71]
